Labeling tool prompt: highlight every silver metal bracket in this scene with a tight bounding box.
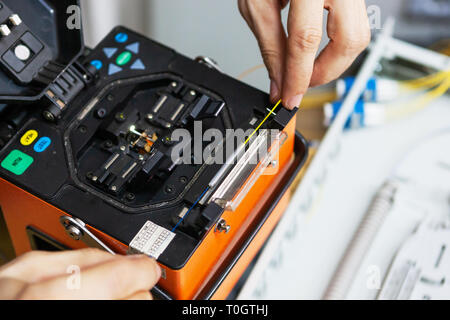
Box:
[195,56,222,73]
[59,216,115,254]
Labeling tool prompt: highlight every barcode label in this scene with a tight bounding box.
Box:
[128,221,175,259]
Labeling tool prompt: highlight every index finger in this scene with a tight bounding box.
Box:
[0,249,116,284]
[282,0,324,109]
[21,255,161,300]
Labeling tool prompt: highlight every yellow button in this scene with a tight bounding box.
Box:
[20,130,38,146]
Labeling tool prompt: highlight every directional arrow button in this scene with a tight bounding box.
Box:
[130,59,146,70]
[103,47,118,58]
[108,63,122,75]
[126,42,140,54]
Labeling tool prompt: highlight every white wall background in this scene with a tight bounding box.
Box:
[81,0,147,47]
[81,0,271,92]
[80,0,449,93]
[146,0,277,92]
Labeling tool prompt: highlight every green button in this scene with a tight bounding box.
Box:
[116,51,132,66]
[1,150,34,176]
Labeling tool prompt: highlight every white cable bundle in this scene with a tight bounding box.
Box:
[323,180,398,300]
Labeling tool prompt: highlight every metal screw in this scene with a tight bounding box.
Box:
[125,192,135,201]
[139,155,144,161]
[104,140,113,148]
[179,176,187,184]
[111,186,117,192]
[96,108,107,119]
[216,219,231,233]
[190,90,196,96]
[147,114,153,120]
[66,225,82,241]
[120,146,126,151]
[42,111,55,122]
[171,82,177,87]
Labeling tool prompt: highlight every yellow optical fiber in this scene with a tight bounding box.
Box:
[401,70,450,90]
[245,99,282,145]
[388,76,450,120]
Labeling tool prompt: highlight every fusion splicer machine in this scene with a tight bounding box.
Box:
[0,0,308,299]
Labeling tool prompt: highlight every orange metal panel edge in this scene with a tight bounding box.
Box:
[210,191,291,300]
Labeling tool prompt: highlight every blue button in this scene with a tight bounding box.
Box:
[103,47,118,58]
[34,137,51,153]
[125,42,140,54]
[90,60,103,70]
[108,63,122,76]
[115,33,128,43]
[130,59,146,70]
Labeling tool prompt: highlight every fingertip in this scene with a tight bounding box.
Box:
[284,94,303,110]
[126,254,161,283]
[145,257,162,284]
[269,81,280,103]
[154,261,162,281]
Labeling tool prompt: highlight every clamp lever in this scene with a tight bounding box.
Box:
[59,216,115,254]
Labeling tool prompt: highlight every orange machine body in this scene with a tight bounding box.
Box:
[0,118,298,300]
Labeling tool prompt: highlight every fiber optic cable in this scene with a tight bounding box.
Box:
[400,70,450,90]
[172,187,210,232]
[387,75,450,120]
[172,100,282,232]
[328,71,450,128]
[245,99,281,144]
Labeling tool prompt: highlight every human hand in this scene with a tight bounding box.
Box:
[0,249,161,300]
[239,0,371,109]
